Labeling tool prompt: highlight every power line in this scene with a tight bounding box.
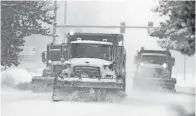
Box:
[56,25,153,29]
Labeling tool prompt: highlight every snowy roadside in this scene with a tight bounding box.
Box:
[176,78,195,88]
[175,78,195,95]
[1,85,195,116]
[1,67,195,116]
[1,67,42,91]
[1,67,195,93]
[1,99,176,116]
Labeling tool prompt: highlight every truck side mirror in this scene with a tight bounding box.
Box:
[171,57,175,66]
[42,51,47,63]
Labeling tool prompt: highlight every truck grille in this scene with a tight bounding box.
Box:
[73,66,100,78]
[137,67,162,77]
[153,68,162,75]
[53,65,64,74]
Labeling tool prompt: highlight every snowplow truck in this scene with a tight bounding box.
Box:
[133,47,176,92]
[31,43,68,92]
[52,32,126,102]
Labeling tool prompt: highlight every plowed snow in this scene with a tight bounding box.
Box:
[1,68,195,116]
[1,68,32,88]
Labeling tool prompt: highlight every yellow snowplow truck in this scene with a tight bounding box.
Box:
[133,47,176,92]
[52,32,126,102]
[31,43,68,92]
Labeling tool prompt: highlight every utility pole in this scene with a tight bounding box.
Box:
[64,1,67,25]
[52,0,57,44]
[63,0,68,43]
[184,55,186,80]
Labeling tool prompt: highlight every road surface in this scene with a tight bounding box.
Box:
[1,68,195,116]
[1,86,195,116]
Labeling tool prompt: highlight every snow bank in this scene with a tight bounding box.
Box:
[1,68,33,88]
[176,78,195,88]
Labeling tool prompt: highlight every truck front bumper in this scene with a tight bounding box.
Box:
[54,77,124,90]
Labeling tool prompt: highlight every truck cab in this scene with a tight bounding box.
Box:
[42,43,67,77]
[55,32,126,91]
[133,47,176,91]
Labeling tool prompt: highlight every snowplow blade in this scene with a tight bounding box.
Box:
[52,77,126,102]
[31,76,55,92]
[55,78,124,89]
[133,77,176,92]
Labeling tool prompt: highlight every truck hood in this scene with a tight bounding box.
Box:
[69,58,112,67]
[50,61,64,65]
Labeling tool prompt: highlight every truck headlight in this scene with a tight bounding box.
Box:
[103,62,110,69]
[140,62,144,66]
[69,31,74,35]
[162,63,167,68]
[60,58,65,62]
[64,61,71,67]
[48,60,52,64]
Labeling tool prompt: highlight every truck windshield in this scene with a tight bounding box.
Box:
[47,45,61,61]
[141,55,167,65]
[71,43,112,61]
[48,50,61,61]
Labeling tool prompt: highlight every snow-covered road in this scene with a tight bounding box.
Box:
[1,87,195,116]
[1,68,195,116]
